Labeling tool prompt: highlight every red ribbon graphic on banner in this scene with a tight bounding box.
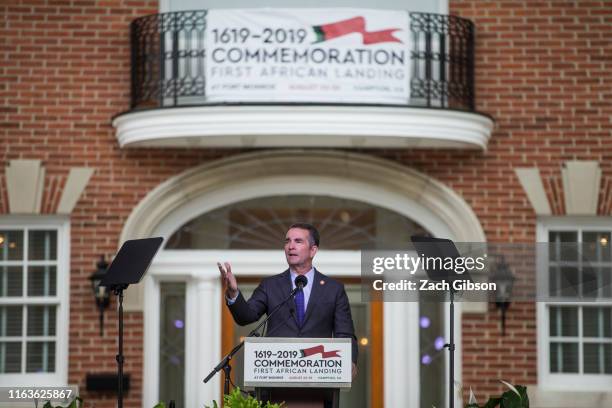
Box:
[313,16,402,45]
[300,345,341,359]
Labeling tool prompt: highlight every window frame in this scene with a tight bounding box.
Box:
[537,216,612,391]
[0,216,70,386]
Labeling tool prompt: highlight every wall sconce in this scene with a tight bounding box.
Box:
[489,255,515,336]
[89,255,110,336]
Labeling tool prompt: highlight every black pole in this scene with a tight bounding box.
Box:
[115,287,126,408]
[99,303,105,337]
[222,363,231,395]
[449,289,455,408]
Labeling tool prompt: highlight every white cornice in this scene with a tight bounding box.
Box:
[112,105,494,150]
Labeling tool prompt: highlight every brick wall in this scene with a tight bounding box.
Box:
[1,0,610,406]
[448,0,611,400]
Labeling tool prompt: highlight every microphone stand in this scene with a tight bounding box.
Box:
[203,285,303,394]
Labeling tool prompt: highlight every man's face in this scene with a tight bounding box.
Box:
[284,228,317,269]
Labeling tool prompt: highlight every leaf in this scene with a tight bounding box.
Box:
[68,397,84,408]
[482,396,502,408]
[500,385,529,408]
[468,387,479,405]
[500,380,520,397]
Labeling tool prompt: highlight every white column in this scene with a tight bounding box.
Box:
[142,276,161,408]
[187,277,222,407]
[384,301,419,408]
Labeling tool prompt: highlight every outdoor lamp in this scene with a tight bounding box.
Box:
[489,255,515,336]
[90,255,110,336]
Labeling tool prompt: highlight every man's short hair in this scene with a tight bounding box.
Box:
[288,223,320,247]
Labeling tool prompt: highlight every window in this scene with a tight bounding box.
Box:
[0,218,69,386]
[538,218,612,390]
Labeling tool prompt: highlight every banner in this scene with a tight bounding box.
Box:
[205,9,410,104]
[243,338,352,387]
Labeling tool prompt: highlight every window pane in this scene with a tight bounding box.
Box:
[0,266,23,297]
[28,231,57,261]
[27,305,56,336]
[549,306,578,337]
[583,307,611,338]
[581,266,599,298]
[166,195,428,250]
[583,343,612,374]
[0,342,22,373]
[550,342,578,373]
[0,306,22,336]
[27,266,57,297]
[26,341,55,373]
[549,231,577,262]
[583,232,611,262]
[0,231,24,260]
[607,343,612,374]
[603,267,612,298]
[159,282,185,408]
[559,267,579,297]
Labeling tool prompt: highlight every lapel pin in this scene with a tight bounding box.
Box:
[320,280,325,285]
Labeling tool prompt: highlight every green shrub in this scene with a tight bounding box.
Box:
[465,381,529,408]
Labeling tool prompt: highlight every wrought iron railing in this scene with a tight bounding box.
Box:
[130,11,475,111]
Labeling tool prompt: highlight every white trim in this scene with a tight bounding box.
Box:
[112,105,494,150]
[0,216,70,387]
[142,275,160,408]
[515,168,552,215]
[562,161,601,216]
[444,300,463,408]
[536,217,612,392]
[384,302,419,407]
[438,0,448,14]
[120,150,484,244]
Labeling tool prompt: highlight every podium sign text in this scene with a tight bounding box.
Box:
[244,337,352,388]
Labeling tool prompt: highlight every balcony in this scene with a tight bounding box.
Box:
[112,10,494,149]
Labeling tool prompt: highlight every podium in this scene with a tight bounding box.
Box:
[243,337,352,408]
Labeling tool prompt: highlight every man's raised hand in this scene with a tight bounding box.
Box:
[218,262,238,299]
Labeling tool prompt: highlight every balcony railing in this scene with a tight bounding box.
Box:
[130,10,475,111]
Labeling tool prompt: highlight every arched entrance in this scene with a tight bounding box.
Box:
[120,150,485,408]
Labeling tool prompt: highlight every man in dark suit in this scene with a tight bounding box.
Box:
[218,222,358,379]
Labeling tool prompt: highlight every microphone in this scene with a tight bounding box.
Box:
[295,275,308,290]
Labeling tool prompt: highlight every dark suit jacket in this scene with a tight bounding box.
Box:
[228,269,358,363]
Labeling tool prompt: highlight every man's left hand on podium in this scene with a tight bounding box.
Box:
[352,363,357,381]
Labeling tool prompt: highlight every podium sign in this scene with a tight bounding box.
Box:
[244,337,352,388]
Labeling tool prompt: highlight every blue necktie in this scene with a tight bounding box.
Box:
[295,289,305,327]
